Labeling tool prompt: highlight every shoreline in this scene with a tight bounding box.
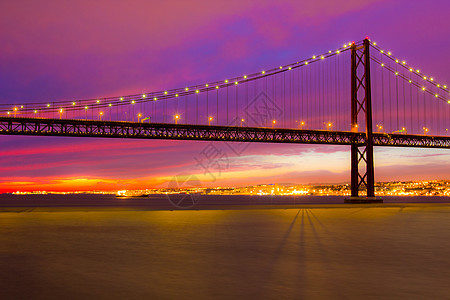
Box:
[2,202,450,213]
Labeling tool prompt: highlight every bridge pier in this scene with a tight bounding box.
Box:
[345,38,382,204]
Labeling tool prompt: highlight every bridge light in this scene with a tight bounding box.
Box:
[395,59,399,63]
[120,97,124,101]
[131,100,135,104]
[99,111,103,115]
[153,97,157,101]
[59,108,63,113]
[175,94,179,97]
[279,66,283,69]
[312,56,316,59]
[422,87,426,91]
[373,42,377,46]
[444,85,447,89]
[34,110,37,114]
[20,105,23,109]
[395,72,399,75]
[196,89,200,93]
[7,111,10,115]
[261,71,265,74]
[408,80,412,83]
[402,61,406,65]
[430,78,434,81]
[416,69,420,73]
[13,107,17,111]
[435,94,439,98]
[381,63,385,67]
[380,50,384,53]
[215,86,219,89]
[304,61,309,65]
[185,87,189,91]
[336,50,340,54]
[320,56,324,60]
[328,50,332,53]
[387,51,392,56]
[205,84,209,87]
[85,106,88,109]
[288,67,292,70]
[409,68,413,72]
[234,81,238,85]
[448,100,450,104]
[423,76,427,80]
[72,102,76,106]
[301,121,305,125]
[47,104,51,107]
[109,103,112,107]
[437,84,440,88]
[224,80,228,83]
[164,91,168,95]
[243,75,247,79]
[96,100,100,103]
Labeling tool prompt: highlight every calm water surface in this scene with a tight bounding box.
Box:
[1,195,450,299]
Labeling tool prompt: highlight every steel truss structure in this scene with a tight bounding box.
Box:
[0,117,449,148]
[350,39,375,198]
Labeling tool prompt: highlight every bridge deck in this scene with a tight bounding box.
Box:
[0,117,449,148]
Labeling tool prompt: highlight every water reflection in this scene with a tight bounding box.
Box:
[1,206,450,299]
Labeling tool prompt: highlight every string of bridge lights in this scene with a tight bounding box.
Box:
[369,41,450,105]
[371,56,450,104]
[0,41,359,116]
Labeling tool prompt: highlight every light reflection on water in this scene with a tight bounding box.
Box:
[1,206,450,299]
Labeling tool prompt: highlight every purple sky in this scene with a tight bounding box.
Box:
[1,0,449,191]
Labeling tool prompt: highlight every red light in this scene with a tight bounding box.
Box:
[351,41,355,44]
[365,36,369,40]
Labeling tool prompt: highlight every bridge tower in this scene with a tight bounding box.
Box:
[346,38,382,203]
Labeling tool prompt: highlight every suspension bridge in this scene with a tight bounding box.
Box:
[1,38,449,202]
